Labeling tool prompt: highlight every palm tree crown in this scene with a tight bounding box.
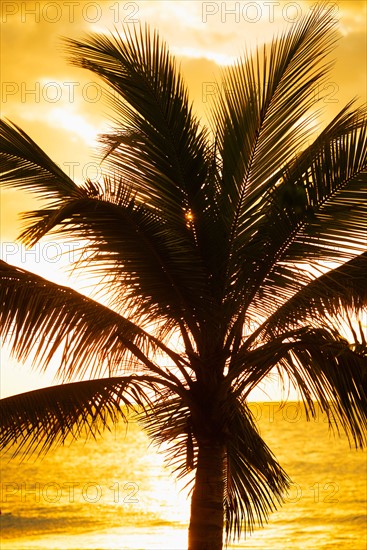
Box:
[0,4,366,549]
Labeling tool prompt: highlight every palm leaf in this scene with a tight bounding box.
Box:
[285,327,367,448]
[141,388,290,540]
[222,101,366,332]
[0,376,157,457]
[224,399,289,540]
[259,252,367,337]
[236,327,367,449]
[0,260,187,386]
[252,114,366,317]
[139,392,196,481]
[63,25,229,317]
[64,25,210,222]
[15,193,211,341]
[212,4,338,270]
[0,119,83,199]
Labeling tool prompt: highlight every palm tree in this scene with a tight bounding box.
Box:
[1,5,366,549]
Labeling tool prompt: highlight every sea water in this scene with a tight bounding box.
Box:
[1,403,366,549]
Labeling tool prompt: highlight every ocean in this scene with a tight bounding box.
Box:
[1,402,366,549]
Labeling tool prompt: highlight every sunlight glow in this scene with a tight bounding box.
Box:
[175,46,236,66]
[46,106,100,146]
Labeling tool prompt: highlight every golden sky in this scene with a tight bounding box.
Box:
[0,0,366,397]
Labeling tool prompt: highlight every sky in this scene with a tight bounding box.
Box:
[0,0,366,398]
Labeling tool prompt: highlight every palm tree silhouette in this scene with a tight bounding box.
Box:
[1,5,366,549]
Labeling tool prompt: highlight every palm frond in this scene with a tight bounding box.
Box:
[259,252,367,337]
[282,327,367,448]
[224,399,290,540]
[213,4,338,270]
[237,327,367,449]
[0,260,186,385]
[0,119,83,199]
[64,25,210,223]
[139,392,196,482]
[15,191,211,340]
[346,318,367,357]
[222,99,366,332]
[0,376,157,457]
[140,388,290,541]
[250,111,367,318]
[63,25,229,325]
[227,330,303,389]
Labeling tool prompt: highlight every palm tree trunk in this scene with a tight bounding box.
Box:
[188,438,225,550]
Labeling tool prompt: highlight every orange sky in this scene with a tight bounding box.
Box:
[0,0,366,397]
